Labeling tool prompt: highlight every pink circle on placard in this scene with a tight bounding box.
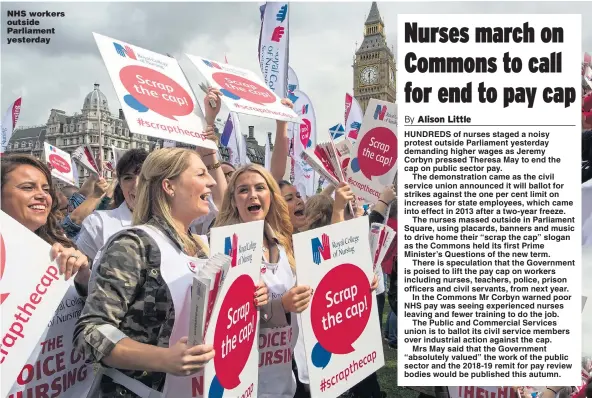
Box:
[119,65,194,120]
[48,154,71,174]
[357,126,397,179]
[310,263,372,354]
[213,274,257,389]
[211,72,275,105]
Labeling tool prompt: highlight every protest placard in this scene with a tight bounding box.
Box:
[201,220,264,398]
[292,217,385,397]
[43,142,77,187]
[93,33,216,150]
[346,99,398,203]
[0,211,94,398]
[186,54,299,123]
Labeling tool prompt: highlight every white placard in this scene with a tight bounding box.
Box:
[292,217,385,397]
[43,142,77,187]
[346,99,398,203]
[202,221,264,398]
[0,211,88,397]
[186,54,299,123]
[93,32,216,150]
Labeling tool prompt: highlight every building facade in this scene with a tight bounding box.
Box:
[6,83,270,185]
[353,2,396,113]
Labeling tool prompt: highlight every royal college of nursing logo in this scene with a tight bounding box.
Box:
[311,233,331,265]
[113,42,136,59]
[224,234,239,268]
[271,4,288,42]
[374,104,387,121]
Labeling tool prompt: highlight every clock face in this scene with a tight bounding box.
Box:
[360,66,378,85]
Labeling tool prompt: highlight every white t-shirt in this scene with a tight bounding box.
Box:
[76,203,133,260]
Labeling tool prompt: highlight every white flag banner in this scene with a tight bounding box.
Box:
[163,139,176,148]
[72,145,100,175]
[345,93,363,145]
[221,112,244,167]
[258,2,289,99]
[287,66,300,182]
[240,134,251,165]
[292,90,316,197]
[1,97,22,154]
[264,139,271,171]
[93,33,215,150]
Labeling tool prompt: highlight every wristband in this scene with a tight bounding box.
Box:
[207,162,221,171]
[201,152,217,158]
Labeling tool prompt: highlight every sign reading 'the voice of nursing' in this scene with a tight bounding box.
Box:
[186,54,300,123]
[0,211,94,398]
[293,217,385,398]
[93,32,216,150]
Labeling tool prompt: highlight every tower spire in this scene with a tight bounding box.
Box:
[365,2,382,25]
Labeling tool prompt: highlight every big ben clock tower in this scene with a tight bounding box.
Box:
[353,2,396,113]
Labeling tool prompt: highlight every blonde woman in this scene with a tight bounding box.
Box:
[74,148,268,398]
[214,164,311,398]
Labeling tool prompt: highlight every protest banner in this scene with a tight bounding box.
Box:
[0,211,94,398]
[185,54,299,123]
[201,221,264,398]
[346,99,398,203]
[43,142,78,187]
[93,33,216,150]
[292,217,385,397]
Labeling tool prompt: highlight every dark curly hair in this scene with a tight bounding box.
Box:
[1,154,73,247]
[112,148,148,208]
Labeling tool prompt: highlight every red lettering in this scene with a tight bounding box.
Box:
[17,364,34,385]
[498,387,510,398]
[70,347,84,365]
[35,382,50,398]
[191,375,203,397]
[464,387,475,398]
[1,265,61,361]
[30,292,41,304]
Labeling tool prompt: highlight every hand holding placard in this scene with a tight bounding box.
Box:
[164,337,215,376]
[281,285,312,313]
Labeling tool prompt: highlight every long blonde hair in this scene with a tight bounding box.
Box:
[214,164,295,270]
[133,148,208,257]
